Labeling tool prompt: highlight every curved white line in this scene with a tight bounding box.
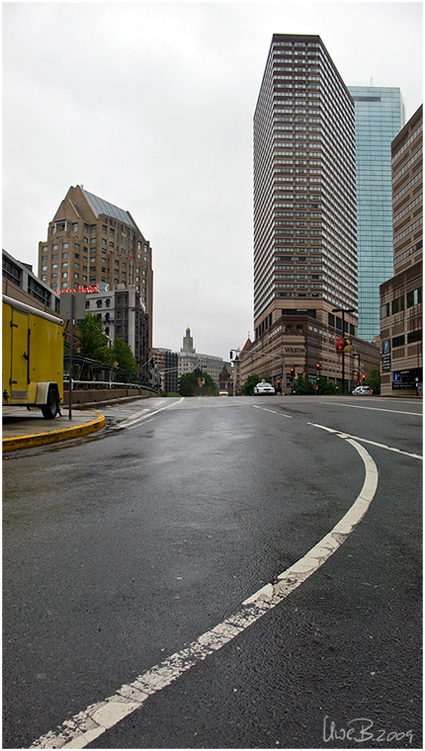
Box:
[244,431,378,603]
[30,422,378,750]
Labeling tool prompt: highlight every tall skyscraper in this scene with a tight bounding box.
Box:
[245,34,380,392]
[348,86,404,341]
[253,34,358,345]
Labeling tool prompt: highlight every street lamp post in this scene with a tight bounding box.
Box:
[332,307,356,395]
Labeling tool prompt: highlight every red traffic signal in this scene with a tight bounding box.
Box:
[289,368,295,380]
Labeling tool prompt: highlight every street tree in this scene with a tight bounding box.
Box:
[316,376,338,395]
[78,313,110,364]
[178,370,218,397]
[365,367,380,394]
[293,375,314,395]
[110,337,138,376]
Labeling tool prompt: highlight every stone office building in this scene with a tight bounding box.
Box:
[380,105,423,396]
[178,327,232,388]
[38,185,153,362]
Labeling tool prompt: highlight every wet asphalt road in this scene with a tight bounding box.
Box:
[2,395,422,749]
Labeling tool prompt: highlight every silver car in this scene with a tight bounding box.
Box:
[352,385,373,395]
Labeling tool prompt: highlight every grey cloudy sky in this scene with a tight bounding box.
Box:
[3,1,423,361]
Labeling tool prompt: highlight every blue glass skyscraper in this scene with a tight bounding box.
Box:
[348,86,404,341]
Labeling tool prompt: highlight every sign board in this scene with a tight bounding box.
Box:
[60,292,86,321]
[382,339,391,372]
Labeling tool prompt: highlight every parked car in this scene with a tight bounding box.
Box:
[352,385,373,395]
[254,380,276,395]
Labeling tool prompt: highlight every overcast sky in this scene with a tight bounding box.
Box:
[3,1,423,361]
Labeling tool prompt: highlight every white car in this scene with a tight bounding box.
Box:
[254,380,276,395]
[352,385,373,395]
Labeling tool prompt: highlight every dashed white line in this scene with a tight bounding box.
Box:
[30,423,378,749]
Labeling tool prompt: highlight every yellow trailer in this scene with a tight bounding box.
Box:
[2,294,64,418]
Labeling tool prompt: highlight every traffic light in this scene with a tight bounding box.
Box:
[316,363,322,372]
[362,374,366,383]
[290,368,295,380]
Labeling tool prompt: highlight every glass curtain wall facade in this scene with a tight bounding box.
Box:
[253,34,357,340]
[348,87,404,341]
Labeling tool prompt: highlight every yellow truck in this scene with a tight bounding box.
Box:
[2,294,64,418]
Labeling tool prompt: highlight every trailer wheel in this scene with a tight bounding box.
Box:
[41,388,59,419]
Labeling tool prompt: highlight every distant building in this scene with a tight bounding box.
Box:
[38,184,153,359]
[152,348,179,394]
[218,365,232,395]
[348,86,405,341]
[3,248,60,315]
[181,327,195,353]
[379,104,423,396]
[84,284,150,382]
[177,327,231,387]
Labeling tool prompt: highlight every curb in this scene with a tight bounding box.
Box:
[2,412,106,453]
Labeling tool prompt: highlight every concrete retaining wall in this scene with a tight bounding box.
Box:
[65,387,154,406]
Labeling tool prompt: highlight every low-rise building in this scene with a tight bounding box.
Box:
[152,348,179,394]
[239,314,380,394]
[3,248,60,315]
[84,284,150,382]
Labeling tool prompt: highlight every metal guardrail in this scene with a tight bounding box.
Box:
[64,379,144,390]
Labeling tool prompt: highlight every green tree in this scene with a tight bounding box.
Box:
[293,375,314,395]
[316,376,338,395]
[365,367,380,394]
[110,337,138,376]
[241,373,263,396]
[78,313,110,364]
[178,370,219,397]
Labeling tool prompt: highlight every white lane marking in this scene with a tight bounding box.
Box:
[111,398,184,430]
[253,403,421,460]
[253,404,293,419]
[30,425,378,749]
[307,423,422,461]
[244,432,378,603]
[325,401,422,417]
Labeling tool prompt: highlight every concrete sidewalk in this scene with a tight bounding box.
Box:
[2,407,105,452]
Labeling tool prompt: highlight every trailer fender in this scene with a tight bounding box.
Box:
[36,382,53,405]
